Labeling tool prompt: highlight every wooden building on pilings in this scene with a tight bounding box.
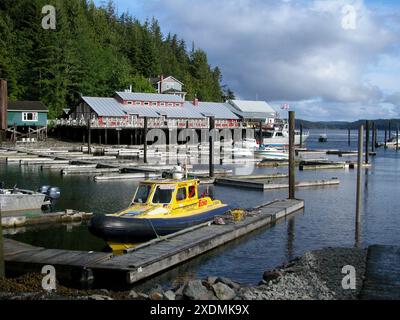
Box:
[56,91,241,145]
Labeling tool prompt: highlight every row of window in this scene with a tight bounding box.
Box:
[133,185,197,205]
[22,112,38,122]
[126,101,183,107]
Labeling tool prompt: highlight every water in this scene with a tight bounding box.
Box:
[1,129,400,289]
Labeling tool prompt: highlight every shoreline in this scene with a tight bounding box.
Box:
[0,247,367,300]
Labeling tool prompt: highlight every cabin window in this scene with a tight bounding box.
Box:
[152,186,173,204]
[135,101,141,106]
[127,101,133,105]
[167,103,174,107]
[188,186,196,199]
[133,185,152,204]
[276,132,283,137]
[175,103,181,107]
[160,102,165,107]
[176,188,187,201]
[22,112,38,122]
[144,102,150,106]
[152,102,157,106]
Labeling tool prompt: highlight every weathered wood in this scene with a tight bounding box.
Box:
[0,210,4,278]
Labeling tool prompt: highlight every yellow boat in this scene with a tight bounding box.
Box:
[88,179,230,251]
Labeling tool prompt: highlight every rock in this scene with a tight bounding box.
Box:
[88,295,113,301]
[262,270,283,282]
[163,290,176,301]
[212,282,236,300]
[217,277,241,290]
[137,293,149,300]
[128,290,139,299]
[183,280,210,300]
[174,285,184,296]
[149,291,164,300]
[206,276,218,285]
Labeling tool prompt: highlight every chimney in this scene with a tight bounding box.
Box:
[193,97,199,107]
[159,75,164,94]
[0,79,8,135]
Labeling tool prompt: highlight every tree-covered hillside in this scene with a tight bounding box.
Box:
[0,0,234,118]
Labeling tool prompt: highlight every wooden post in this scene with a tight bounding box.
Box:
[356,125,363,234]
[289,111,296,200]
[0,209,4,278]
[105,129,108,145]
[87,118,91,154]
[117,129,121,146]
[385,127,387,148]
[389,121,391,140]
[144,117,148,164]
[365,120,369,164]
[130,132,133,146]
[209,116,215,178]
[259,120,263,144]
[300,124,303,147]
[348,128,351,146]
[397,127,399,151]
[99,130,101,145]
[371,122,376,153]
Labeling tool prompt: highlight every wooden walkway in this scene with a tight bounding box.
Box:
[361,245,400,300]
[4,199,304,284]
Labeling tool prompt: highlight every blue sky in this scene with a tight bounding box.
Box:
[93,0,400,121]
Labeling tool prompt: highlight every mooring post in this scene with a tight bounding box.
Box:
[105,129,108,145]
[365,120,369,164]
[99,131,101,145]
[87,118,91,154]
[389,121,391,140]
[259,120,263,144]
[348,128,351,146]
[144,117,148,164]
[209,116,215,178]
[371,122,376,153]
[0,210,4,278]
[300,124,303,147]
[117,129,121,146]
[356,125,363,239]
[130,132,133,146]
[397,127,399,151]
[289,111,296,200]
[385,127,387,148]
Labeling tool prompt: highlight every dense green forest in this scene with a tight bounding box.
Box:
[0,0,234,118]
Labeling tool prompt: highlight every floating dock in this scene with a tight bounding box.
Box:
[4,199,304,284]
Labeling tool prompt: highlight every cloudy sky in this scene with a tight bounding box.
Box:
[95,0,400,121]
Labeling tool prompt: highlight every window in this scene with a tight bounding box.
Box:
[168,103,174,107]
[127,101,133,105]
[188,186,196,199]
[160,102,165,107]
[22,112,38,122]
[176,188,187,202]
[175,103,181,107]
[133,185,152,204]
[152,185,174,204]
[135,101,141,106]
[144,102,150,106]
[152,102,157,106]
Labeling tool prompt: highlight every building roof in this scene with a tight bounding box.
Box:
[227,100,276,119]
[82,97,126,117]
[8,101,48,112]
[123,104,203,119]
[193,102,239,120]
[115,92,184,103]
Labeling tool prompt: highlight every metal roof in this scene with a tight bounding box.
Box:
[82,97,126,117]
[121,106,160,118]
[227,100,276,119]
[115,92,184,103]
[194,102,239,120]
[8,101,48,112]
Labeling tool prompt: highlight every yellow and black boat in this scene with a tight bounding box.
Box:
[88,179,229,250]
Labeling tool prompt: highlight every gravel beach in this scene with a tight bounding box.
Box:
[0,247,367,300]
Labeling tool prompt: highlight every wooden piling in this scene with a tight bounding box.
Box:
[209,116,215,178]
[130,132,133,146]
[105,129,108,145]
[365,120,369,164]
[0,210,4,278]
[289,111,296,199]
[348,128,351,146]
[397,127,399,151]
[117,129,121,146]
[356,125,363,229]
[389,121,391,140]
[300,124,303,147]
[372,122,376,152]
[144,117,148,164]
[87,119,91,155]
[385,127,387,148]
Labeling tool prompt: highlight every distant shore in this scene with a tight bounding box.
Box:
[0,247,367,300]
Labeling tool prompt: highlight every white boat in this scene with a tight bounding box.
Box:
[0,188,47,213]
[261,123,309,147]
[386,137,400,148]
[254,146,289,161]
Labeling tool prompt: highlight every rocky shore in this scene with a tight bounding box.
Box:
[0,247,367,300]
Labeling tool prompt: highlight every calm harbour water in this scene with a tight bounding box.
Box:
[1,129,400,290]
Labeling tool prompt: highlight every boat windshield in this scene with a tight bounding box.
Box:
[152,185,174,204]
[133,184,152,204]
[262,131,274,138]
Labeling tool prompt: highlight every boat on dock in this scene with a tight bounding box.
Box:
[88,179,230,250]
[0,183,60,213]
[254,145,289,161]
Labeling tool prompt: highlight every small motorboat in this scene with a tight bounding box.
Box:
[89,179,230,251]
[318,134,328,143]
[254,145,289,161]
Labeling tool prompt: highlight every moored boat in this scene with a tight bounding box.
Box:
[254,145,289,161]
[88,179,230,250]
[318,134,328,143]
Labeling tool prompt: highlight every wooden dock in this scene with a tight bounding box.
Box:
[3,199,304,284]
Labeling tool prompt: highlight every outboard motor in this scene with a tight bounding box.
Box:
[47,187,61,200]
[39,185,51,195]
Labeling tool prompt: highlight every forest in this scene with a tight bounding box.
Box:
[0,0,234,118]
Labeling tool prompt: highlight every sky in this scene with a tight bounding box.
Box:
[94,0,400,121]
